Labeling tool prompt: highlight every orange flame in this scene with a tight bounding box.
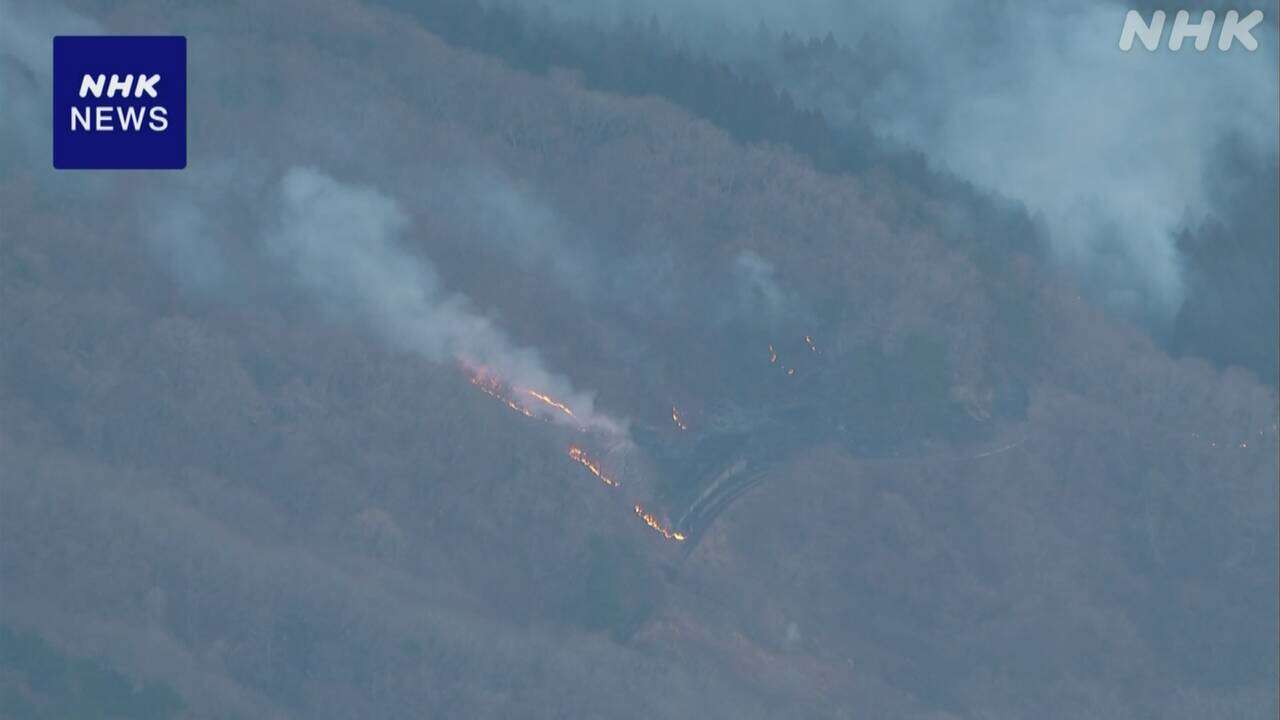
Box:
[634,503,686,542]
[527,389,576,419]
[468,364,688,545]
[568,445,619,487]
[671,406,688,431]
[468,367,536,418]
[465,365,582,427]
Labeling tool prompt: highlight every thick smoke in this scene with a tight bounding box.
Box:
[847,1,1277,322]
[268,167,623,435]
[499,0,1278,323]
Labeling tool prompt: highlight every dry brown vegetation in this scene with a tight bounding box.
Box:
[1,1,1276,718]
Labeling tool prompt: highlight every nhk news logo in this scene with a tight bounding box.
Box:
[53,35,186,169]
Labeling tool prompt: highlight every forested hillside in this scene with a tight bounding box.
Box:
[382,0,1278,382]
[1,0,1276,718]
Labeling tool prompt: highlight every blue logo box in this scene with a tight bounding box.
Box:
[53,36,186,169]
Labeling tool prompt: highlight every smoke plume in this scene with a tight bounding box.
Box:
[268,167,623,435]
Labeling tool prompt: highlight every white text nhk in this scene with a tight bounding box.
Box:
[71,73,169,132]
[1119,9,1264,51]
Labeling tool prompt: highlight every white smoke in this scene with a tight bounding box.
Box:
[268,167,623,436]
[497,0,1279,322]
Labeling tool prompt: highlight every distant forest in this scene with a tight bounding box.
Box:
[2,0,1275,717]
[381,0,1278,384]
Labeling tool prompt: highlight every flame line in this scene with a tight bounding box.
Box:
[568,445,619,487]
[634,503,686,542]
[470,364,687,545]
[469,371,537,418]
[466,366,583,428]
[526,389,576,419]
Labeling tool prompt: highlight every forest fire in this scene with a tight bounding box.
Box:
[467,367,536,418]
[527,389,576,420]
[634,504,686,542]
[568,445,619,487]
[467,364,686,545]
[464,364,583,427]
[770,337,817,376]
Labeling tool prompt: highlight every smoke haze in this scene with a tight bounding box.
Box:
[268,167,623,435]
[499,0,1278,323]
[1,1,1275,718]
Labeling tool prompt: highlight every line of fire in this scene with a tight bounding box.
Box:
[460,335,846,548]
